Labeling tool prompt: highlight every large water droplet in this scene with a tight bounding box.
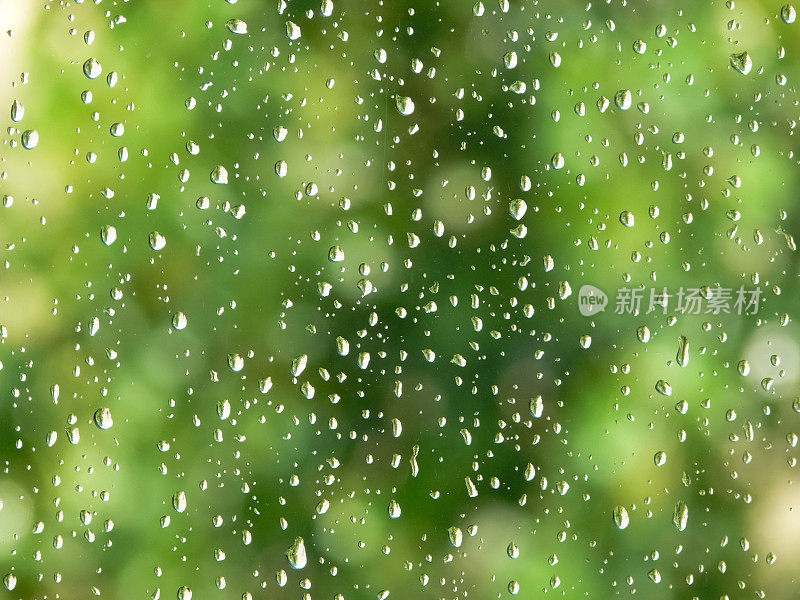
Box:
[172,491,187,513]
[612,505,629,530]
[21,130,39,149]
[93,408,113,430]
[395,95,415,116]
[210,165,228,184]
[83,58,102,79]
[730,51,753,75]
[226,18,248,34]
[286,536,307,569]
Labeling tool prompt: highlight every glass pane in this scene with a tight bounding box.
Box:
[1,1,797,598]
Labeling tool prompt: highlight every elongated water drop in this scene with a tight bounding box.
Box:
[172,491,187,513]
[612,505,629,529]
[286,536,307,569]
[285,21,301,40]
[101,225,117,246]
[447,526,463,547]
[10,100,23,122]
[676,335,689,367]
[673,500,688,531]
[291,354,308,377]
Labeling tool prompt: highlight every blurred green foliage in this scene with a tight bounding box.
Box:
[2,0,800,598]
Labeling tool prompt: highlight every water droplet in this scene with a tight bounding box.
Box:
[551,153,565,169]
[177,586,192,600]
[273,125,288,142]
[172,312,187,330]
[93,408,113,430]
[637,326,651,343]
[509,198,527,220]
[447,526,463,547]
[388,499,401,518]
[83,58,102,79]
[328,245,345,262]
[654,451,667,467]
[503,51,518,69]
[217,399,231,420]
[730,51,752,75]
[614,89,632,110]
[101,225,117,246]
[172,491,187,513]
[315,499,330,514]
[10,100,23,122]
[619,210,635,227]
[148,231,166,251]
[285,21,301,40]
[507,542,520,558]
[21,129,39,149]
[673,501,688,531]
[228,353,244,372]
[3,574,16,591]
[291,354,308,377]
[210,165,228,184]
[612,505,629,530]
[286,536,307,569]
[655,379,672,396]
[226,18,247,34]
[738,360,750,376]
[782,4,797,23]
[395,95,415,116]
[676,335,689,367]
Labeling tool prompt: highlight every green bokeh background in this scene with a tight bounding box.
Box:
[2,0,800,598]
